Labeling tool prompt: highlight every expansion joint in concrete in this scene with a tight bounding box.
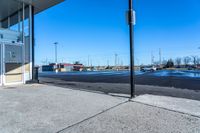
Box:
[56,100,129,133]
[131,100,200,119]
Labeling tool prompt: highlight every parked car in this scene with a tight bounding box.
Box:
[187,66,196,70]
[140,66,157,72]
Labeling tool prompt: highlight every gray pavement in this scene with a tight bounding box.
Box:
[61,102,200,133]
[133,94,200,117]
[0,84,200,133]
[0,84,126,133]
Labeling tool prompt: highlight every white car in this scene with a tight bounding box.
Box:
[141,66,157,72]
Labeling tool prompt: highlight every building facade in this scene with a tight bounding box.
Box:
[0,0,63,86]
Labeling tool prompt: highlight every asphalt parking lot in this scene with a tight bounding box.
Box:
[39,70,200,90]
[39,70,200,101]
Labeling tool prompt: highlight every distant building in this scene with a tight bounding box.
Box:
[42,63,84,72]
[42,64,54,72]
[59,63,74,72]
[72,64,84,71]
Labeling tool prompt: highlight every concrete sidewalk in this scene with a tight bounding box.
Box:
[0,84,200,133]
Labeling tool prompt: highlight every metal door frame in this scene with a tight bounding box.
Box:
[0,42,3,86]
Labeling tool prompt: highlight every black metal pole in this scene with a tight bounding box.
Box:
[129,0,135,98]
[31,6,35,81]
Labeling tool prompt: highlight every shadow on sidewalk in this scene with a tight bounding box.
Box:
[39,77,200,101]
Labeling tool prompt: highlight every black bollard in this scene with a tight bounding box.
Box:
[33,66,39,83]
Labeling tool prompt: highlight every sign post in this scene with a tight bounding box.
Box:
[128,0,135,98]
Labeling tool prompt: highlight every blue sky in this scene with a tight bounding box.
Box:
[35,0,200,66]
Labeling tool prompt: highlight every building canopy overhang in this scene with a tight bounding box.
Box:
[0,0,64,23]
[0,0,64,85]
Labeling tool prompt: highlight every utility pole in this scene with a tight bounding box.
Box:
[118,57,120,67]
[115,53,118,67]
[54,42,58,64]
[159,48,162,66]
[88,55,90,67]
[128,0,135,98]
[151,51,154,65]
[90,59,93,67]
[53,42,58,72]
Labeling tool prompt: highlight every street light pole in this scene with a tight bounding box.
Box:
[54,42,58,64]
[54,42,58,72]
[128,0,135,98]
